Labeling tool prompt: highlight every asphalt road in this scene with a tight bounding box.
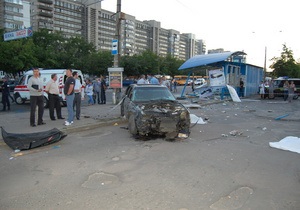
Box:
[0,87,300,210]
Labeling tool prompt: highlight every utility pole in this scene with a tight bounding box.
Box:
[113,0,121,68]
[264,46,267,81]
[110,0,123,104]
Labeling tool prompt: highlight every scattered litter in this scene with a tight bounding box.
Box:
[229,130,243,136]
[268,110,273,112]
[114,123,118,126]
[9,157,14,160]
[275,114,289,120]
[221,134,228,137]
[269,136,300,154]
[190,114,207,124]
[52,145,61,149]
[222,103,227,106]
[14,149,20,153]
[262,127,267,131]
[226,85,241,102]
[221,111,226,113]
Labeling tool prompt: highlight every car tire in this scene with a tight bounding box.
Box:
[128,115,137,135]
[14,94,25,105]
[165,131,178,140]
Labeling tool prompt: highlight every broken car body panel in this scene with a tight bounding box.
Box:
[121,84,190,139]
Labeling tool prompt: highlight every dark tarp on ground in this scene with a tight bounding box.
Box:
[1,127,67,150]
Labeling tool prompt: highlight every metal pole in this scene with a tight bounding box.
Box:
[112,0,122,104]
[264,46,267,81]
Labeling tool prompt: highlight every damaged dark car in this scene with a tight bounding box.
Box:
[121,84,190,139]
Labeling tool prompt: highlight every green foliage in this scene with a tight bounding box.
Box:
[120,51,185,77]
[270,44,300,78]
[0,29,184,77]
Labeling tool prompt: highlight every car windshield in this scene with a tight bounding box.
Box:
[132,87,176,102]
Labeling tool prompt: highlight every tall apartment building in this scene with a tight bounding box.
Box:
[0,0,30,32]
[1,0,206,60]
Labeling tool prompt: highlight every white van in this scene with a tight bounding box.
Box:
[14,69,85,107]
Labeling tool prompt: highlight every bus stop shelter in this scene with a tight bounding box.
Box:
[178,51,264,98]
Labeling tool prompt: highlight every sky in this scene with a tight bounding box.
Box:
[99,0,300,71]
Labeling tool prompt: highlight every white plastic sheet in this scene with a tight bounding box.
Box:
[190,114,207,124]
[269,136,300,154]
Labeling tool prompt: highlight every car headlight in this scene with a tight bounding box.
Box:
[180,110,189,120]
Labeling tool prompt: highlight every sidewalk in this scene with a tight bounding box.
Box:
[1,93,299,138]
[0,102,126,135]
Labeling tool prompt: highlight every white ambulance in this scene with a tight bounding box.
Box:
[14,69,85,107]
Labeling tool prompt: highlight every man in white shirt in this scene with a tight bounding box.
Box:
[27,68,44,127]
[45,73,64,121]
[137,75,149,84]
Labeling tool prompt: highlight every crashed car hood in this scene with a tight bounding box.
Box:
[135,100,187,115]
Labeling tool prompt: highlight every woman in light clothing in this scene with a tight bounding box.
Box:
[85,79,94,105]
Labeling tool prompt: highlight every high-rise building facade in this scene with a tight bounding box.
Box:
[1,0,206,60]
[0,0,30,32]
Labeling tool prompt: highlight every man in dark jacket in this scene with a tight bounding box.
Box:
[100,75,107,104]
[1,77,10,111]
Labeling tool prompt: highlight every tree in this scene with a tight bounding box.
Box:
[0,38,38,75]
[270,44,300,78]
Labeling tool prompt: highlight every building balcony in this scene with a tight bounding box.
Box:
[38,11,53,18]
[38,0,53,5]
[38,5,53,11]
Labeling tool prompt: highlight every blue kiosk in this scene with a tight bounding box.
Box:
[178,51,264,99]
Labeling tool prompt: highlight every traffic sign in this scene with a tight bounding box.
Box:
[112,39,118,55]
[3,27,33,41]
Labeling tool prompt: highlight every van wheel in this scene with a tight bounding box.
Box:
[43,96,49,108]
[14,94,25,105]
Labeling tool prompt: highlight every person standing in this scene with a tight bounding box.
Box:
[149,75,159,84]
[100,75,107,104]
[259,81,265,99]
[45,73,64,121]
[137,75,148,84]
[283,80,289,101]
[73,71,83,120]
[1,77,10,111]
[27,68,45,127]
[85,79,94,105]
[239,78,244,97]
[172,79,177,92]
[161,76,170,89]
[288,81,296,103]
[268,79,274,99]
[64,69,75,126]
[93,78,101,104]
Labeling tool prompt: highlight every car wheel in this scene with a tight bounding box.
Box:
[43,96,49,108]
[165,131,178,140]
[128,115,138,135]
[14,94,25,105]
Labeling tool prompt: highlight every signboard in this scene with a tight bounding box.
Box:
[4,27,33,41]
[108,67,124,88]
[209,69,225,86]
[111,39,118,55]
